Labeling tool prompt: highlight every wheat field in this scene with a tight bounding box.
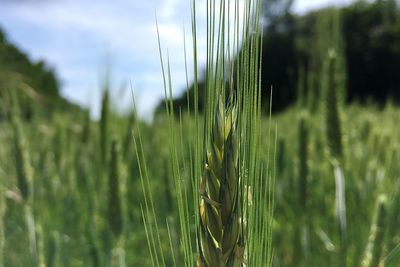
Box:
[1,0,400,266]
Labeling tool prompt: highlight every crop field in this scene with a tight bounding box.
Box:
[1,95,399,266]
[1,0,400,266]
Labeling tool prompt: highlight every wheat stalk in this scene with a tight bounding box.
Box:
[46,231,60,267]
[0,184,4,267]
[298,114,308,211]
[108,139,124,239]
[325,49,347,267]
[361,195,388,267]
[35,224,45,267]
[108,139,126,267]
[81,110,91,144]
[149,0,270,265]
[298,113,310,264]
[11,96,33,202]
[10,92,42,267]
[197,99,242,267]
[326,49,343,161]
[100,89,110,165]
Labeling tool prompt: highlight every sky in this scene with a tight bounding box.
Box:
[0,0,350,119]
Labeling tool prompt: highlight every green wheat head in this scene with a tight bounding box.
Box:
[100,89,110,164]
[325,49,343,161]
[198,99,241,267]
[108,139,123,239]
[10,92,33,202]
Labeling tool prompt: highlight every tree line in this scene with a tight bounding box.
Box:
[165,0,400,114]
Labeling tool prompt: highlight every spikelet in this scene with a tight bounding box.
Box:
[361,195,388,267]
[198,100,242,267]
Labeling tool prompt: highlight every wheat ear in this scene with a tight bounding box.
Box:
[108,139,123,239]
[198,99,242,267]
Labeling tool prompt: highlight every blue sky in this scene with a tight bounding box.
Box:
[0,0,350,119]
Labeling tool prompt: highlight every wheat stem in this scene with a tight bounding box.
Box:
[361,195,388,267]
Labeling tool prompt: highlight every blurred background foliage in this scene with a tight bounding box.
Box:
[0,29,80,121]
[165,0,400,114]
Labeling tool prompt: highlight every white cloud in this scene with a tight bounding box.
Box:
[160,0,180,20]
[293,0,353,14]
